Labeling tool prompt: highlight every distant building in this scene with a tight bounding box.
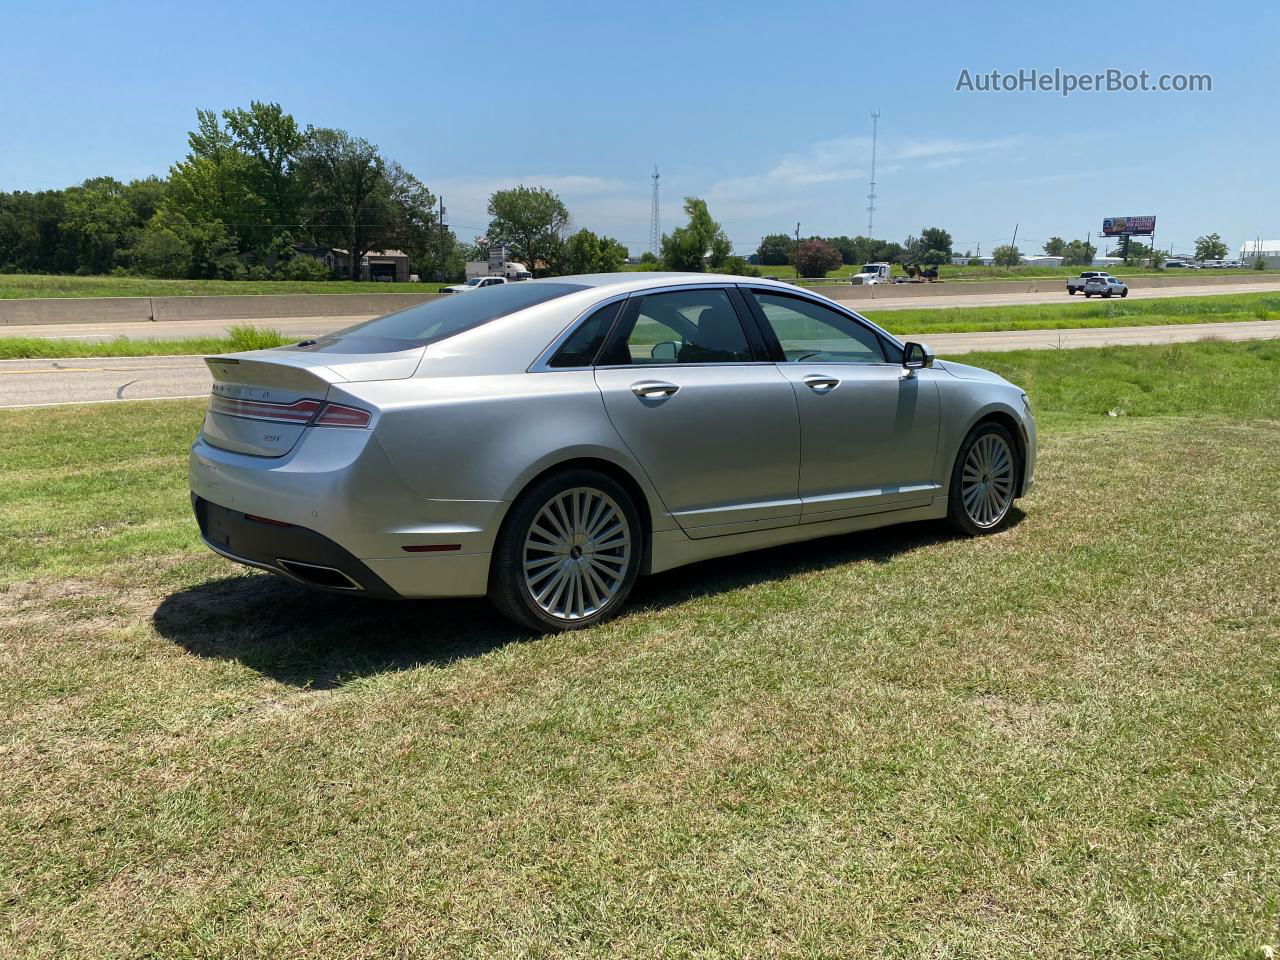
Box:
[1020,255,1063,267]
[1239,240,1280,268]
[310,247,411,282]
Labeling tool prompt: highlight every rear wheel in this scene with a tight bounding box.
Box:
[1083,291,1092,298]
[1121,289,1129,298]
[489,469,642,632]
[947,423,1019,535]
[1067,288,1076,295]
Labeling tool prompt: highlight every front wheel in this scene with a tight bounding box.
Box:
[489,469,642,632]
[1120,289,1129,298]
[947,423,1019,536]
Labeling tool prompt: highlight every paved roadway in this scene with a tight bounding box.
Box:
[4,319,1278,410]
[5,279,1280,344]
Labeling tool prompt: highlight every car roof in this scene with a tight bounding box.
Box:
[519,272,801,295]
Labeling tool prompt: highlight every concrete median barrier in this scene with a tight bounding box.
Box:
[0,292,445,327]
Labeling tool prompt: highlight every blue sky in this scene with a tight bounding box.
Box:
[1,0,1274,257]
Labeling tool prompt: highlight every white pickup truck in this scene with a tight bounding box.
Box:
[1066,271,1118,295]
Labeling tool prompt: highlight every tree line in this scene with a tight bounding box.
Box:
[0,101,635,282]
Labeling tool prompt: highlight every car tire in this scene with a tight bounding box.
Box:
[488,469,643,633]
[1121,289,1129,298]
[1067,288,1076,295]
[947,422,1020,536]
[1083,292,1092,297]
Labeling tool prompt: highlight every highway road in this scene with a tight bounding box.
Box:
[4,279,1280,343]
[3,319,1278,409]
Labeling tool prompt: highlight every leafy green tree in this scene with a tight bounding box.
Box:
[297,127,408,278]
[223,101,304,250]
[562,228,628,275]
[793,238,842,277]
[486,186,571,275]
[1061,239,1097,266]
[719,256,760,276]
[639,251,659,265]
[756,233,793,266]
[917,226,953,262]
[991,244,1021,267]
[277,254,331,281]
[1195,233,1228,262]
[1043,236,1066,257]
[167,110,260,253]
[59,178,138,273]
[661,197,731,272]
[132,214,193,278]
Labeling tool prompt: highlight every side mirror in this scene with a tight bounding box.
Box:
[902,341,935,370]
[650,341,679,361]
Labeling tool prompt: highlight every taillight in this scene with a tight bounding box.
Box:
[313,402,372,428]
[209,395,322,423]
[209,394,371,428]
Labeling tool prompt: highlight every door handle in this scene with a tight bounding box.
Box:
[802,374,840,393]
[631,380,680,400]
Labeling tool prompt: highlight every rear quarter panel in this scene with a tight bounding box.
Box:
[335,371,677,534]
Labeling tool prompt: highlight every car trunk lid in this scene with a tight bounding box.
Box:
[200,338,423,457]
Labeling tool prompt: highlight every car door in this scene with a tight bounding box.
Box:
[593,286,801,538]
[742,288,941,522]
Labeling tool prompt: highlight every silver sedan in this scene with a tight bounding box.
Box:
[190,274,1036,631]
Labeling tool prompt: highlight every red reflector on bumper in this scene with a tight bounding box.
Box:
[401,544,462,553]
[245,514,293,527]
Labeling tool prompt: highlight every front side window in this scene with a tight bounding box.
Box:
[600,289,753,365]
[749,292,887,364]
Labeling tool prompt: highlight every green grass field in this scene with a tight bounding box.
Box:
[1,291,1276,359]
[868,290,1280,336]
[0,273,449,299]
[2,340,1278,956]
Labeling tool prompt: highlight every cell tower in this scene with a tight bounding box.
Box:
[649,165,661,255]
[866,110,880,237]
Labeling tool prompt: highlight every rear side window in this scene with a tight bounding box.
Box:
[547,300,622,368]
[599,289,754,365]
[339,282,586,345]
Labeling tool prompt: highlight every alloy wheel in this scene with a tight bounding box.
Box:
[522,486,632,622]
[961,433,1015,528]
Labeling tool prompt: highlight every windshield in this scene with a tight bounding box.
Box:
[861,264,880,273]
[465,278,485,286]
[339,282,587,344]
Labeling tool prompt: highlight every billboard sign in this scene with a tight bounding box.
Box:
[488,244,506,273]
[1102,215,1156,237]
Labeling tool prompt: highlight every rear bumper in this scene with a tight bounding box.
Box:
[193,495,399,597]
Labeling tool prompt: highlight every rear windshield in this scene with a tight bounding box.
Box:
[340,282,587,344]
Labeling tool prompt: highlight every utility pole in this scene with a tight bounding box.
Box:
[794,222,801,275]
[436,196,448,282]
[1011,223,1019,251]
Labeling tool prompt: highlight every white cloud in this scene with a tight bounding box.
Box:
[894,135,1021,160]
